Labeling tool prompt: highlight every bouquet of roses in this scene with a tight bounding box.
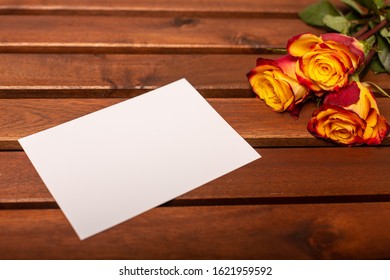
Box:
[247,0,390,146]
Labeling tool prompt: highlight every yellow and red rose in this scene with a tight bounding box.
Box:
[307,82,390,146]
[287,33,365,93]
[247,55,310,116]
[247,32,388,146]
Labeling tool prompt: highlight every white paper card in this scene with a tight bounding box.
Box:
[19,79,261,240]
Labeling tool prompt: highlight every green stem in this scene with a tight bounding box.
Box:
[263,48,287,54]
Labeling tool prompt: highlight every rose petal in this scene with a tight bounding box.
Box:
[324,82,360,107]
[275,54,297,78]
[364,111,390,145]
[321,33,364,64]
[256,58,278,67]
[343,82,379,120]
[287,33,322,57]
[295,57,322,92]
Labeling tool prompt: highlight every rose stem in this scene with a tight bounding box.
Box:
[353,24,369,39]
[359,43,377,80]
[356,18,389,41]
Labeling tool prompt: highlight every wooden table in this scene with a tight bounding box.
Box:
[0,0,389,260]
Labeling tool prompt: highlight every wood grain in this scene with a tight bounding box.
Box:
[1,98,389,150]
[1,0,389,261]
[0,0,338,16]
[0,54,259,98]
[0,54,388,98]
[0,203,389,259]
[0,16,321,53]
[1,147,390,207]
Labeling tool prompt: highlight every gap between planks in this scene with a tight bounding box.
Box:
[2,147,390,208]
[2,195,390,210]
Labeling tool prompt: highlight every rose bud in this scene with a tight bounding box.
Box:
[247,55,310,116]
[307,82,390,146]
[287,33,364,93]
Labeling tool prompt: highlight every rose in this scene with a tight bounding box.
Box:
[307,82,390,146]
[247,55,310,116]
[287,33,365,93]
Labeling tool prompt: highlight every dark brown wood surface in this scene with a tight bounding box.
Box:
[1,147,390,207]
[0,0,389,260]
[1,203,389,260]
[1,98,390,150]
[0,16,322,53]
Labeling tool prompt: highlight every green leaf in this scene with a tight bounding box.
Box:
[354,0,380,14]
[361,35,377,55]
[323,15,351,34]
[369,56,387,73]
[299,0,342,27]
[344,11,361,20]
[386,9,390,21]
[345,12,367,35]
[374,0,384,9]
[341,0,369,15]
[380,26,390,45]
[377,34,390,73]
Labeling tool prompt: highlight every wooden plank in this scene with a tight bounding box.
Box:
[0,0,337,16]
[1,98,389,150]
[0,54,258,98]
[0,16,321,53]
[0,54,388,98]
[0,203,389,259]
[1,147,390,206]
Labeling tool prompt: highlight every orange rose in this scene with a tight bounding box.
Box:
[247,55,310,116]
[307,82,390,146]
[287,33,364,93]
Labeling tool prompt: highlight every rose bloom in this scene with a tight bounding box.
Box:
[287,33,364,93]
[247,55,310,116]
[308,82,390,146]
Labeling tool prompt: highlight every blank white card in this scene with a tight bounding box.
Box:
[19,79,261,240]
